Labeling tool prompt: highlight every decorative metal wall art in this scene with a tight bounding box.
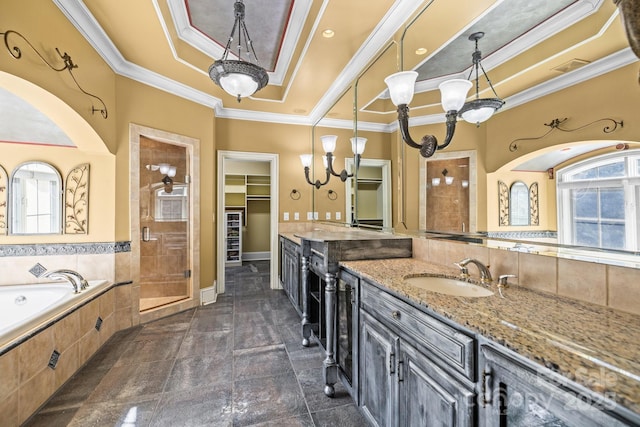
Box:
[529,182,539,226]
[65,163,90,234]
[1,29,108,118]
[498,181,510,226]
[499,180,539,226]
[0,165,6,235]
[509,117,623,152]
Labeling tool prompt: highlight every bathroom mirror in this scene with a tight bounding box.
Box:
[307,1,640,269]
[10,161,62,235]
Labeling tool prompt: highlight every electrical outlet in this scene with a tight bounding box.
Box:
[325,212,331,220]
[283,212,289,221]
[294,212,300,221]
[307,212,313,220]
[336,212,342,220]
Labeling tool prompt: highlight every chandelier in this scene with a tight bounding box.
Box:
[384,31,504,158]
[208,0,269,102]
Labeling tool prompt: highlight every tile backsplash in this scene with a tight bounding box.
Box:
[412,236,640,316]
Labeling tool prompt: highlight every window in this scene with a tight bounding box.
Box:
[154,184,188,221]
[557,150,640,251]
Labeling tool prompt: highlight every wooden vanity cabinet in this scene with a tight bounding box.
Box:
[279,236,302,315]
[359,279,476,427]
[478,342,637,427]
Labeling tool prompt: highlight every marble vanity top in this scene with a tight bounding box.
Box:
[340,257,640,415]
[294,228,409,242]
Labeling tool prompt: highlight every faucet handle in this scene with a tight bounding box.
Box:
[453,262,469,279]
[498,274,516,287]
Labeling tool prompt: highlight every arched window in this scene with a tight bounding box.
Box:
[557,150,640,251]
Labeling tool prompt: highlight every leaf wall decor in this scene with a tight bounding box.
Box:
[65,163,90,234]
[0,165,6,235]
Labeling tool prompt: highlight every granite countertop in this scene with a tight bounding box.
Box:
[340,257,640,415]
[294,229,409,242]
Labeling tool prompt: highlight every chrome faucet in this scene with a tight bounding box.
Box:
[42,270,81,293]
[54,269,89,290]
[454,258,493,285]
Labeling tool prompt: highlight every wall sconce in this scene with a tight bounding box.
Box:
[384,31,503,158]
[146,163,177,193]
[301,135,367,188]
[432,169,454,187]
[462,180,469,188]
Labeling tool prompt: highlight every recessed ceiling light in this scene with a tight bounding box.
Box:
[415,47,428,55]
[322,29,335,38]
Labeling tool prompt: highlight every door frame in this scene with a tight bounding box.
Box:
[419,150,477,232]
[217,150,279,293]
[344,158,392,229]
[130,123,200,322]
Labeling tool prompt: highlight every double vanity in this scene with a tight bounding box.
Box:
[279,228,640,426]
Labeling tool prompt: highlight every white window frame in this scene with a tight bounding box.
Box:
[557,150,640,251]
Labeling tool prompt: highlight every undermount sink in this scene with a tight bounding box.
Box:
[404,276,494,297]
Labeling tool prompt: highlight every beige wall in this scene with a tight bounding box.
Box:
[3,0,640,294]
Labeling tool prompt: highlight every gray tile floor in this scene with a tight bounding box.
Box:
[25,261,368,426]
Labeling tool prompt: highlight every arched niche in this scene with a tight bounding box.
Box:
[0,71,109,154]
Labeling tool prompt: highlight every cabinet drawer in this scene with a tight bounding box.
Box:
[361,280,475,380]
[282,238,299,254]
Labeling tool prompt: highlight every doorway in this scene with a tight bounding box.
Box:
[217,151,279,294]
[420,150,477,232]
[130,124,200,321]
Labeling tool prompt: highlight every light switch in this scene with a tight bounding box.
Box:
[314,212,319,220]
[294,212,300,221]
[336,212,342,220]
[283,212,289,221]
[307,212,313,220]
[325,212,331,220]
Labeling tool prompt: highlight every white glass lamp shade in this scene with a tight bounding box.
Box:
[462,180,469,188]
[167,166,177,178]
[461,106,495,124]
[321,135,338,153]
[432,177,441,186]
[219,73,259,99]
[445,176,454,185]
[300,154,312,168]
[439,79,472,112]
[384,71,418,106]
[158,163,170,175]
[350,137,367,155]
[321,155,334,168]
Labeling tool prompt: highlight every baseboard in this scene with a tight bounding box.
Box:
[243,251,271,261]
[200,280,217,305]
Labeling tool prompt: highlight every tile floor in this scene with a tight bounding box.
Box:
[25,261,368,426]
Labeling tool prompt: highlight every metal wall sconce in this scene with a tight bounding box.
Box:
[146,163,177,193]
[1,30,108,118]
[300,136,367,189]
[384,32,503,158]
[509,117,624,152]
[432,169,454,187]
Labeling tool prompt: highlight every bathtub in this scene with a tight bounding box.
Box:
[0,279,110,354]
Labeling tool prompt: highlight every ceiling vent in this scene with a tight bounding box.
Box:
[552,59,590,73]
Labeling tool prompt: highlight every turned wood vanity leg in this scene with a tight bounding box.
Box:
[323,271,338,397]
[300,247,312,347]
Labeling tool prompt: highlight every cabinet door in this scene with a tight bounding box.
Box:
[399,341,475,427]
[359,310,398,427]
[480,344,631,427]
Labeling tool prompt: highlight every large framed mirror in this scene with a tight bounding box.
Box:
[10,161,62,235]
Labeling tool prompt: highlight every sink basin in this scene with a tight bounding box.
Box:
[404,276,494,297]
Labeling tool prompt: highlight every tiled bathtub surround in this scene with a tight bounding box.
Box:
[0,241,137,425]
[411,236,640,316]
[0,283,121,426]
